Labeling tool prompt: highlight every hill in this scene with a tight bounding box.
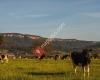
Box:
[0,33,100,56]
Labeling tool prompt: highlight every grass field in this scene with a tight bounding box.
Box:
[0,59,100,80]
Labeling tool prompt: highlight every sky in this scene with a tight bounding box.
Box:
[0,0,100,41]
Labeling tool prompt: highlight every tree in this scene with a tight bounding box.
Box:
[0,34,3,46]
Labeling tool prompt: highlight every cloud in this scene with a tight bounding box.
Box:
[70,0,95,5]
[9,13,49,19]
[80,12,100,18]
[25,14,49,18]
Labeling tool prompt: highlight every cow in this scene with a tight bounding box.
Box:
[0,54,8,63]
[61,54,69,60]
[38,54,45,60]
[71,49,92,76]
[54,55,59,60]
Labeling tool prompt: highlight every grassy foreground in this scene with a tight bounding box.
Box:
[0,59,100,80]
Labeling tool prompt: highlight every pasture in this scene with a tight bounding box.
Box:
[0,59,100,80]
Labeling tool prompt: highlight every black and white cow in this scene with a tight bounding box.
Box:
[0,54,8,63]
[71,49,92,76]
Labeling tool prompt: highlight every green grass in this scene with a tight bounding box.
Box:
[0,59,100,80]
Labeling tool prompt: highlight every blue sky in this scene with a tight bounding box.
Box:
[0,0,100,41]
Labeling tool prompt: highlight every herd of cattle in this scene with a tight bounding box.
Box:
[0,49,99,75]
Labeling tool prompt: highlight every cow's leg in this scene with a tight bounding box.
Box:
[5,58,8,63]
[87,65,90,78]
[74,65,77,74]
[87,65,90,73]
[4,56,9,63]
[82,66,86,77]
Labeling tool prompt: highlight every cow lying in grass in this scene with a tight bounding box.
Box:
[0,54,8,63]
[71,49,92,76]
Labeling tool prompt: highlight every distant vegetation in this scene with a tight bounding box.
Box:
[0,34,3,45]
